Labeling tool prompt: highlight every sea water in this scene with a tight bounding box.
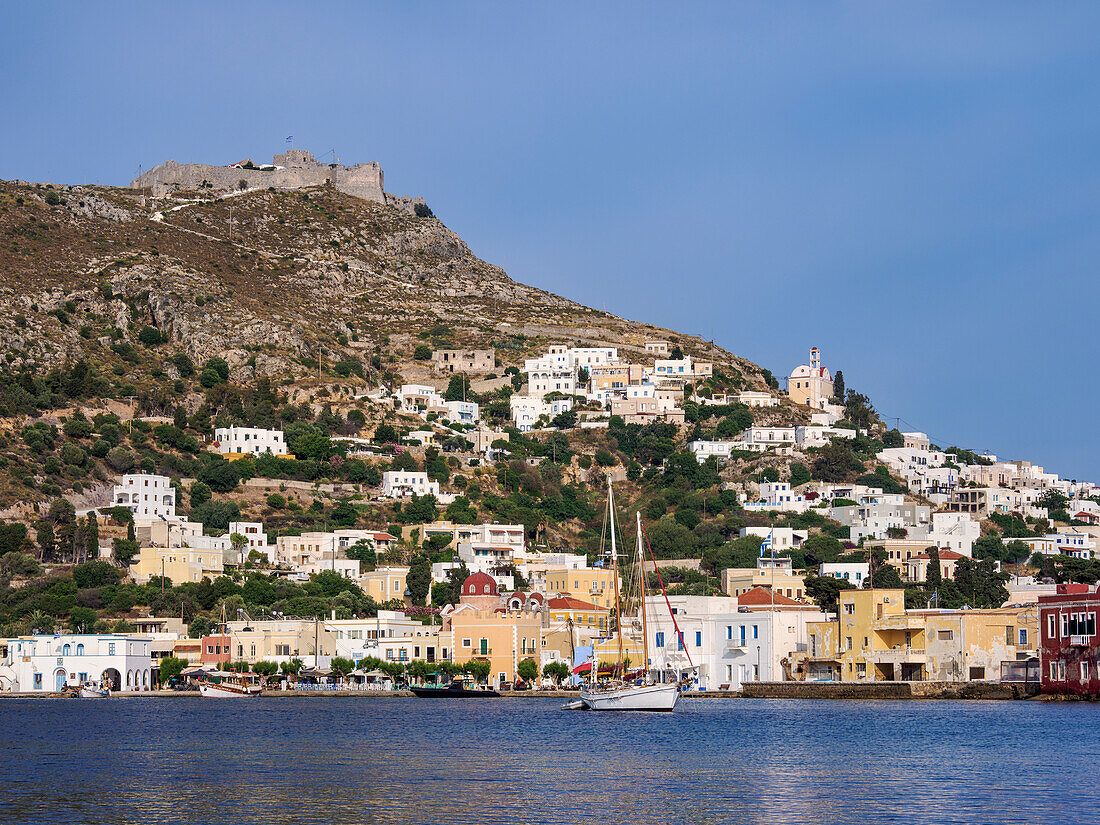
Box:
[0,697,1095,824]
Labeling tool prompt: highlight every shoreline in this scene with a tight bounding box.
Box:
[0,681,1059,701]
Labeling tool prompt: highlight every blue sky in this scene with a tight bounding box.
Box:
[4,3,1097,479]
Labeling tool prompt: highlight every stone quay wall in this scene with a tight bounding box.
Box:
[740,680,1041,700]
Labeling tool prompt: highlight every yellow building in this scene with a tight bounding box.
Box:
[801,588,1038,682]
[723,566,808,602]
[787,347,834,410]
[547,596,610,633]
[543,567,618,609]
[359,566,410,605]
[129,545,224,585]
[447,606,543,687]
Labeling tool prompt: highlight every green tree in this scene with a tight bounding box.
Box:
[843,390,877,433]
[831,370,846,404]
[373,423,398,444]
[281,658,304,676]
[73,559,121,588]
[464,660,492,684]
[925,547,942,587]
[330,657,355,678]
[190,481,212,508]
[812,440,863,482]
[542,660,571,685]
[407,552,432,606]
[252,660,279,677]
[517,659,539,683]
[158,657,187,685]
[803,574,855,614]
[444,375,471,402]
[413,344,432,360]
[788,462,811,487]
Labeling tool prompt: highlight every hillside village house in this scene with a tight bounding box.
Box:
[213,426,289,458]
[689,440,740,462]
[359,567,411,605]
[787,347,834,410]
[111,473,176,519]
[735,391,780,408]
[510,395,573,432]
[741,482,811,513]
[381,471,440,499]
[906,549,965,583]
[543,567,618,609]
[1039,583,1100,697]
[431,348,495,374]
[130,544,224,584]
[723,556,807,602]
[736,426,797,451]
[820,562,870,586]
[644,340,670,355]
[0,634,154,693]
[653,356,712,381]
[1022,531,1096,559]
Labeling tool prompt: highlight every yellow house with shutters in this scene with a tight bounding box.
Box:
[800,588,1038,682]
[447,606,543,688]
[543,567,618,609]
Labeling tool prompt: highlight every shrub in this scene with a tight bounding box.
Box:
[138,326,164,346]
[413,344,432,360]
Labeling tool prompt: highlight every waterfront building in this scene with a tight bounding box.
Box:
[800,589,1038,683]
[0,634,153,693]
[722,556,807,602]
[1038,583,1100,697]
[446,605,543,688]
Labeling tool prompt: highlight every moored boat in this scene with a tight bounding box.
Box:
[198,672,263,698]
[580,681,679,712]
[78,681,110,698]
[410,677,500,698]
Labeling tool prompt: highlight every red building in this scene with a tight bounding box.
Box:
[1038,583,1100,697]
[199,633,232,667]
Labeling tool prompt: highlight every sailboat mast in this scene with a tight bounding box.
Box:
[608,479,625,679]
[637,511,650,680]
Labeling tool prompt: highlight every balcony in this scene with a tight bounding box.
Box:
[1069,635,1090,647]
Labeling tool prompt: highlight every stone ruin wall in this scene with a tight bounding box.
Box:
[130,149,386,203]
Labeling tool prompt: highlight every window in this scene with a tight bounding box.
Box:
[1048,614,1057,639]
[1061,614,1069,637]
[846,637,853,651]
[1019,629,1028,647]
[1058,661,1066,681]
[76,644,84,656]
[1081,662,1090,681]
[844,603,855,615]
[753,626,759,640]
[655,632,665,648]
[938,630,953,641]
[108,643,115,655]
[695,631,702,648]
[739,626,746,646]
[726,626,732,640]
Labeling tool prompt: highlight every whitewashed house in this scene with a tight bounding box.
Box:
[820,562,869,585]
[381,471,440,499]
[510,395,573,432]
[111,474,176,520]
[741,482,811,513]
[213,426,288,457]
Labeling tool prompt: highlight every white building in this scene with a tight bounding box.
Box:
[443,400,479,423]
[794,425,856,447]
[213,426,288,457]
[739,526,808,551]
[0,634,153,693]
[735,391,780,408]
[741,482,811,513]
[735,427,798,451]
[689,440,741,462]
[510,395,573,432]
[820,562,870,586]
[381,471,440,499]
[653,356,712,381]
[1021,531,1096,560]
[111,473,176,519]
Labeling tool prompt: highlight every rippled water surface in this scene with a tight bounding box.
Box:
[0,696,1096,824]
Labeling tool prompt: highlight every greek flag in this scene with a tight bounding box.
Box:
[759,531,773,558]
[285,135,293,143]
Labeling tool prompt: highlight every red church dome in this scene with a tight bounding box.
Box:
[462,571,498,597]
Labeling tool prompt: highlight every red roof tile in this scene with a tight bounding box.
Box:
[737,586,801,606]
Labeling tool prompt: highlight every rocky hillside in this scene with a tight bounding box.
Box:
[0,179,769,389]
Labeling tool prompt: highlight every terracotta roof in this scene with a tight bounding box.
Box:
[912,549,965,561]
[737,586,802,607]
[548,596,602,611]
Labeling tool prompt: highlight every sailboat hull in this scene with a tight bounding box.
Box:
[581,682,679,712]
[199,682,263,698]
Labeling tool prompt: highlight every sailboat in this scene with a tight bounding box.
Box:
[198,605,262,698]
[578,480,683,712]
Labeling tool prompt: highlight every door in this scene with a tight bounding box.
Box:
[55,669,67,691]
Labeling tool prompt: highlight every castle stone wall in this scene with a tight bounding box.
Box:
[130,149,385,203]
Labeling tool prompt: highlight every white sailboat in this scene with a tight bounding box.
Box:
[198,606,263,698]
[78,680,110,698]
[579,480,683,712]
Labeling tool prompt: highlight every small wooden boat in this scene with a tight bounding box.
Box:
[198,672,263,698]
[79,681,110,698]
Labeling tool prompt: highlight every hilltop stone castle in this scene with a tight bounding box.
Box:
[130,148,387,202]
